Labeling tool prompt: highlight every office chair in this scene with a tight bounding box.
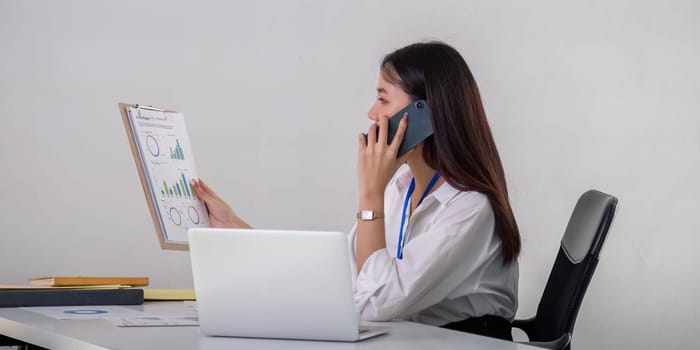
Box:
[512,190,618,350]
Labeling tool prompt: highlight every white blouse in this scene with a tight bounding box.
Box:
[349,165,518,326]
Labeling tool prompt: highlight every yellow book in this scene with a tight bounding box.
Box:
[143,288,196,301]
[29,276,149,287]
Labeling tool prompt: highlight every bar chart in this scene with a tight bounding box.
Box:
[170,139,185,160]
[160,172,196,199]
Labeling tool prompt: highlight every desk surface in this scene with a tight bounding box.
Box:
[1,302,540,350]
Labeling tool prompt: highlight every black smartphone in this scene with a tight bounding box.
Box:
[372,100,433,157]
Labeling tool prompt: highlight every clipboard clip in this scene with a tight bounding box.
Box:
[135,104,168,121]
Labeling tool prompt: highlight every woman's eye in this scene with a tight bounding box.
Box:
[378,98,388,104]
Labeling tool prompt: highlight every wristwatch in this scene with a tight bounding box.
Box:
[357,210,384,221]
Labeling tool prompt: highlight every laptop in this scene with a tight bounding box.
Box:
[187,228,391,342]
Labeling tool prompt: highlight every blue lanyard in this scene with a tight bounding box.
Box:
[397,172,440,259]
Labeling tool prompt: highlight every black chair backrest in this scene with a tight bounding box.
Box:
[532,190,618,341]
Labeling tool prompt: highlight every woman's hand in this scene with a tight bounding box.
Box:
[192,179,252,229]
[355,115,411,271]
[357,114,412,202]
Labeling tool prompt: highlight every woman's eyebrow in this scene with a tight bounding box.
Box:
[376,87,388,94]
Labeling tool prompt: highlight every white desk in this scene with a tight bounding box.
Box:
[0,302,541,350]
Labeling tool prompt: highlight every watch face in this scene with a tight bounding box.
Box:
[361,210,373,220]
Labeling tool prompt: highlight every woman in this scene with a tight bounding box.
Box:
[193,41,520,341]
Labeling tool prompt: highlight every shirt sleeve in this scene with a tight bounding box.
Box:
[353,194,499,321]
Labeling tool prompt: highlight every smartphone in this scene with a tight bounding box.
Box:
[367,100,433,157]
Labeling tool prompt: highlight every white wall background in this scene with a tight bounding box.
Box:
[1,1,698,349]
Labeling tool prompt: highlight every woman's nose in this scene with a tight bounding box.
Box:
[368,108,378,122]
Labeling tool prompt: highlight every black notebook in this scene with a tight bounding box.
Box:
[0,288,144,308]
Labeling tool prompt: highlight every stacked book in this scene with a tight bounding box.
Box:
[0,276,148,307]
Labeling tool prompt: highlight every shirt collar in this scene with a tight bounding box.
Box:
[393,165,461,205]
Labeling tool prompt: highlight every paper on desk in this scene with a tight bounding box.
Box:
[22,305,145,320]
[183,300,197,311]
[107,315,199,327]
[22,305,198,326]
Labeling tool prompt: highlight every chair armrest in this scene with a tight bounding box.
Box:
[522,332,571,350]
[0,334,22,346]
[512,316,537,338]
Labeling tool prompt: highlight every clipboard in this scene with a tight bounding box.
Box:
[119,102,210,250]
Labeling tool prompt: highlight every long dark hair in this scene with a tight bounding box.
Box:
[382,41,520,264]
